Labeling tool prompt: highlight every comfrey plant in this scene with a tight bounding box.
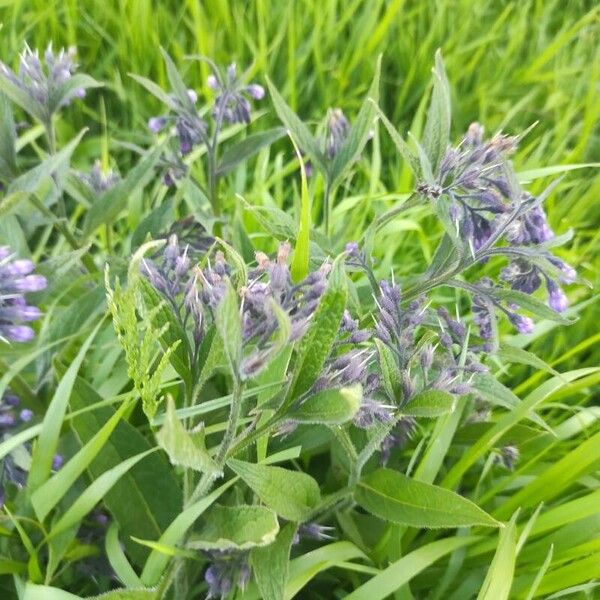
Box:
[0,44,593,600]
[133,52,274,226]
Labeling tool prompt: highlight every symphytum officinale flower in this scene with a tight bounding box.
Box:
[0,44,91,123]
[0,246,46,343]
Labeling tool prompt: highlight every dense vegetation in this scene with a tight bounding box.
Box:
[0,2,598,599]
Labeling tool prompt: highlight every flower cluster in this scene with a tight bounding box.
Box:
[0,392,33,432]
[0,45,86,119]
[0,246,46,343]
[208,62,265,125]
[204,550,251,599]
[147,61,264,186]
[79,160,120,194]
[143,239,334,379]
[424,123,576,336]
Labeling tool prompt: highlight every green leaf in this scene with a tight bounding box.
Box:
[129,73,176,108]
[265,77,328,176]
[48,73,102,115]
[422,49,451,175]
[0,74,46,122]
[329,56,381,188]
[287,256,347,402]
[27,320,103,494]
[375,339,402,402]
[290,385,362,425]
[355,468,500,528]
[471,373,552,431]
[496,343,559,376]
[251,522,298,600]
[141,478,236,585]
[493,289,573,324]
[403,389,456,418]
[105,522,144,588]
[69,375,182,567]
[290,136,311,283]
[23,584,81,600]
[139,277,191,388]
[344,536,477,600]
[0,92,17,181]
[31,399,132,521]
[228,459,321,521]
[156,396,220,475]
[188,505,279,551]
[47,448,158,540]
[7,129,86,196]
[82,146,162,237]
[215,278,243,377]
[370,101,420,178]
[217,127,286,175]
[90,590,158,600]
[477,512,518,600]
[160,48,196,113]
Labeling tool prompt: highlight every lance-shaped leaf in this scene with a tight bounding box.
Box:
[402,389,456,418]
[0,92,17,181]
[355,468,500,528]
[217,127,286,175]
[329,55,381,188]
[422,49,451,176]
[188,505,279,551]
[266,77,328,176]
[290,135,311,283]
[48,73,102,115]
[290,385,362,425]
[286,256,347,403]
[156,397,220,475]
[375,339,401,402]
[228,459,321,521]
[82,145,162,237]
[251,522,298,600]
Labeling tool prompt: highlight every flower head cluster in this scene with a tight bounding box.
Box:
[143,239,333,380]
[0,44,86,120]
[0,392,33,433]
[427,123,576,336]
[0,247,46,343]
[208,62,265,125]
[148,87,207,157]
[79,160,120,194]
[204,550,251,599]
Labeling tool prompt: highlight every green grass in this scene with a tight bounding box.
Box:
[0,1,598,599]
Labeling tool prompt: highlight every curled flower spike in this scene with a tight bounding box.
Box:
[79,160,120,193]
[0,44,92,121]
[209,62,265,125]
[203,550,251,599]
[0,246,46,343]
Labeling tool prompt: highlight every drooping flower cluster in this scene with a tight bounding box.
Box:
[0,45,86,120]
[208,63,265,125]
[79,160,120,194]
[424,122,576,337]
[0,246,46,343]
[147,60,264,186]
[203,550,251,599]
[142,238,334,380]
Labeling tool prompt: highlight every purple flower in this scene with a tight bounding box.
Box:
[209,62,265,125]
[0,44,87,119]
[52,454,64,470]
[19,409,33,422]
[79,160,120,194]
[546,278,568,312]
[325,108,350,159]
[203,550,251,599]
[1,246,46,343]
[509,313,535,334]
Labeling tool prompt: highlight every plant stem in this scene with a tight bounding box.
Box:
[323,181,331,237]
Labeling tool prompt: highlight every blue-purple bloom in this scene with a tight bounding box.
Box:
[208,62,264,125]
[0,246,46,343]
[204,550,251,599]
[0,45,87,119]
[79,160,120,194]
